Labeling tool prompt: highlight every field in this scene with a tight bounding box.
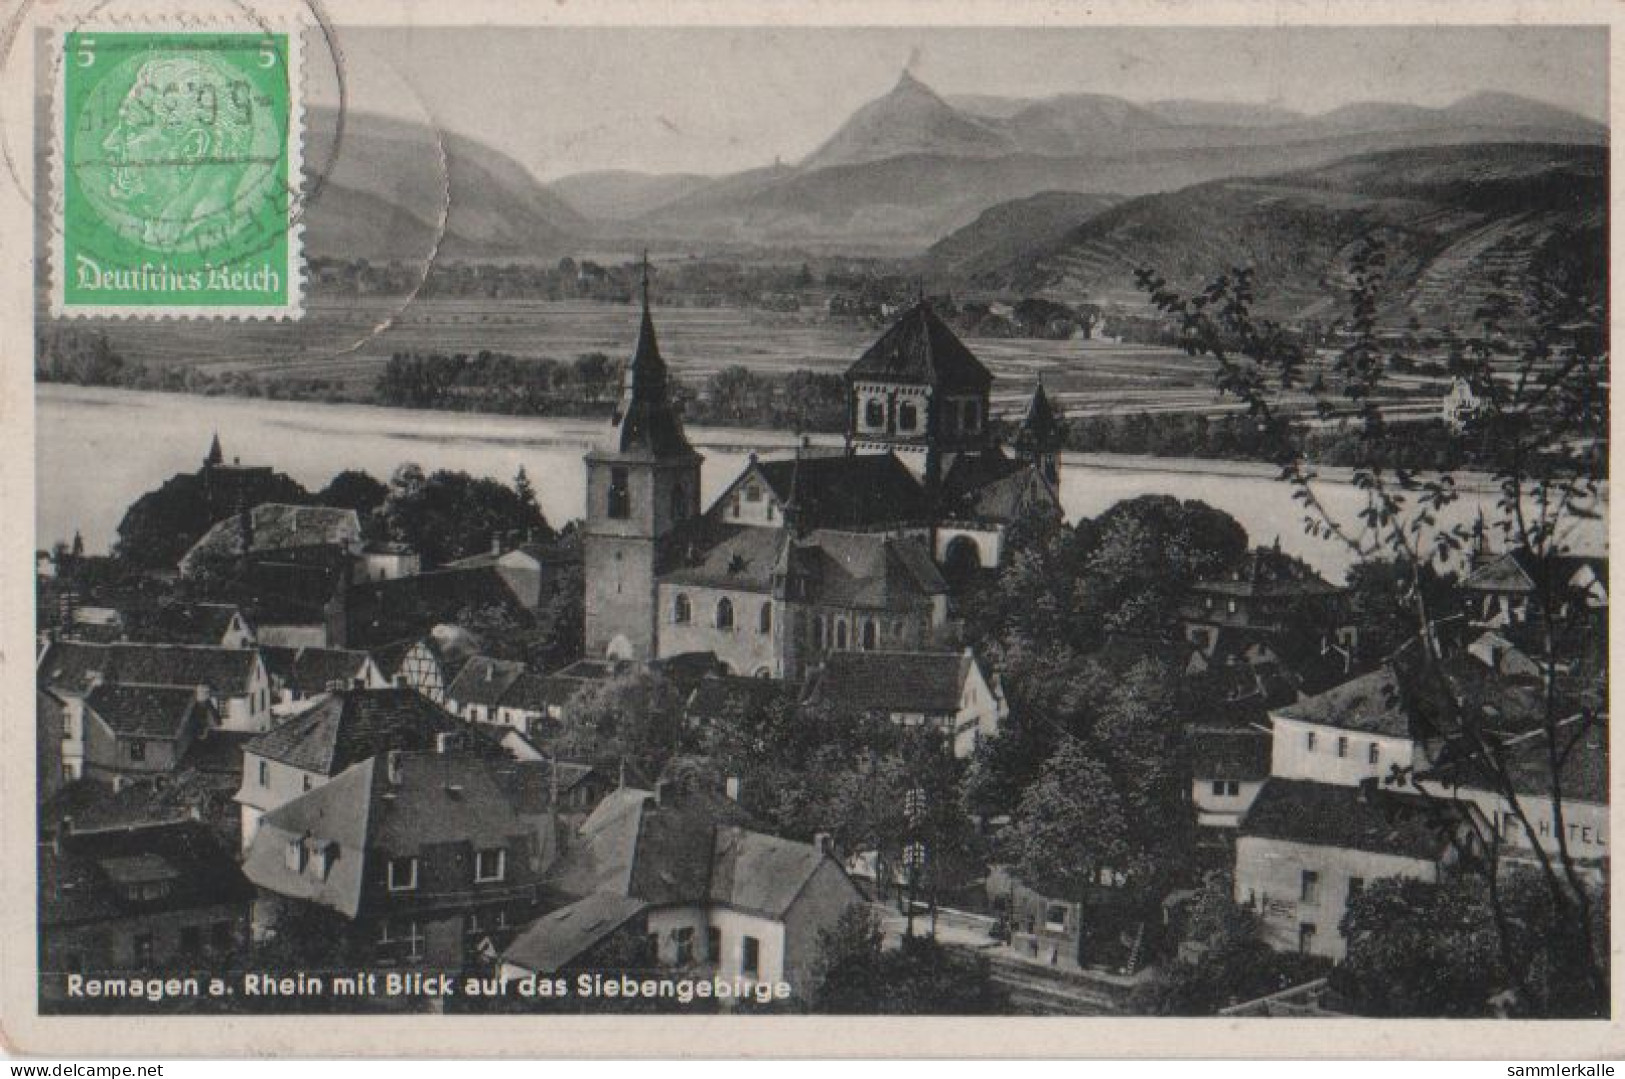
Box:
[40,294,1442,422]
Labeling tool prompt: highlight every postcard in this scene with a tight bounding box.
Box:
[0,0,1619,1058]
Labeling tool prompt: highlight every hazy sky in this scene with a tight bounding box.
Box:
[307,25,1608,180]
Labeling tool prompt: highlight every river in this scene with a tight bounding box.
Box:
[34,385,1606,583]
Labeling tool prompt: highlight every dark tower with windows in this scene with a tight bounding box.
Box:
[582,260,703,660]
[1014,378,1063,488]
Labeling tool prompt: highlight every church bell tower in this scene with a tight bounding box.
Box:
[582,259,703,661]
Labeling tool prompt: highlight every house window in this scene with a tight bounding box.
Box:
[673,926,695,965]
[608,467,631,520]
[62,714,72,741]
[1044,904,1068,932]
[1346,877,1365,907]
[1298,923,1317,955]
[474,848,507,883]
[259,760,269,786]
[1204,596,1214,610]
[1368,743,1380,765]
[389,920,424,962]
[673,593,692,624]
[742,935,761,977]
[1336,736,1348,758]
[898,402,918,432]
[1300,870,1319,903]
[814,617,826,649]
[766,502,776,521]
[127,739,146,763]
[1211,780,1239,797]
[861,620,877,650]
[835,620,848,650]
[1226,599,1238,614]
[707,927,722,962]
[302,775,313,792]
[744,484,762,503]
[731,497,741,519]
[1305,731,1317,752]
[387,856,418,892]
[759,603,772,635]
[864,399,885,429]
[715,598,735,630]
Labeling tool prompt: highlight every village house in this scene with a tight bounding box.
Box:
[143,602,257,649]
[234,686,474,851]
[1180,544,1353,663]
[500,787,861,990]
[1267,665,1430,789]
[1460,544,1608,631]
[1234,778,1458,960]
[77,683,220,780]
[580,282,1061,682]
[1188,722,1273,835]
[242,746,556,971]
[374,630,478,704]
[444,656,528,725]
[446,535,580,610]
[38,819,253,1004]
[261,645,389,708]
[801,648,1006,757]
[39,641,273,759]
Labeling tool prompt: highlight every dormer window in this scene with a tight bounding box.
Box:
[898,402,918,432]
[285,837,307,873]
[475,848,507,883]
[864,399,885,429]
[744,484,762,503]
[387,856,418,892]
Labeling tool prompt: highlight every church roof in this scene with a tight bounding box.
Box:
[939,450,1053,523]
[603,288,697,460]
[1014,380,1062,453]
[752,452,932,530]
[845,302,993,391]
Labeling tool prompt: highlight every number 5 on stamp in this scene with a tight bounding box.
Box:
[51,28,304,318]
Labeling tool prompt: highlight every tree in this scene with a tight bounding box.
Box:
[808,904,1009,1014]
[315,469,388,517]
[1082,495,1248,635]
[378,464,552,566]
[114,468,309,569]
[1002,739,1130,899]
[1138,237,1608,1015]
[1331,875,1505,1017]
[557,670,687,775]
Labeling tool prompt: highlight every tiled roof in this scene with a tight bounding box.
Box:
[661,525,785,593]
[751,453,932,530]
[1274,666,1413,738]
[40,821,254,928]
[146,602,245,645]
[547,789,837,918]
[182,503,361,570]
[776,531,946,611]
[501,893,649,974]
[85,684,215,739]
[498,671,561,715]
[244,750,551,919]
[943,459,1051,524]
[243,688,463,775]
[39,641,259,696]
[1239,778,1457,860]
[1014,381,1062,454]
[603,304,697,459]
[446,656,528,709]
[807,650,971,715]
[846,302,993,391]
[265,647,376,695]
[1189,727,1272,782]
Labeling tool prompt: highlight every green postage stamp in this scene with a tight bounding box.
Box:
[51,26,304,317]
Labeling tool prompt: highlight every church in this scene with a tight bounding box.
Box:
[581,279,1063,681]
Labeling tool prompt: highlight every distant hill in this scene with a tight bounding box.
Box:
[938,143,1606,330]
[301,107,585,261]
[582,75,1606,254]
[547,170,713,222]
[924,191,1121,281]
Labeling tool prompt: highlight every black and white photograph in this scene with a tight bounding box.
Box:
[5,0,1615,1054]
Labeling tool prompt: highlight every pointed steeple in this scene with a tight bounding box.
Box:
[608,254,694,458]
[1014,377,1062,486]
[205,432,224,467]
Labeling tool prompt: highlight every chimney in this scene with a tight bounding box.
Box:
[386,749,404,785]
[435,731,455,755]
[653,779,669,808]
[725,775,741,802]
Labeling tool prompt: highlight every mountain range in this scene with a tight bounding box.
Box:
[85,73,1599,267]
[925,142,1606,329]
